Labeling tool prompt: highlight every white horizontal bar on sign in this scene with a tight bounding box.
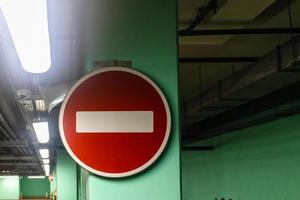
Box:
[76,111,154,133]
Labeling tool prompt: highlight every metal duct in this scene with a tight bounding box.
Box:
[185,34,300,121]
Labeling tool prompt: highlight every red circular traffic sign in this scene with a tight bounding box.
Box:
[59,67,171,178]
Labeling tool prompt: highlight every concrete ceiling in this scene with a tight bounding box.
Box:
[179,0,300,143]
[179,0,276,45]
[179,0,300,101]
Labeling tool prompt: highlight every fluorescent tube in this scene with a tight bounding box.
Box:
[43,159,50,164]
[28,176,45,179]
[44,164,50,176]
[33,122,49,143]
[0,0,51,73]
[39,149,49,159]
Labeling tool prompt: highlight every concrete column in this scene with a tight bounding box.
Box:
[82,0,181,199]
[56,149,77,200]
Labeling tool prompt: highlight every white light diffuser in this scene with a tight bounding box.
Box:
[0,0,51,73]
[28,176,45,179]
[39,149,49,159]
[44,164,49,170]
[0,176,18,179]
[43,159,50,164]
[32,122,49,143]
[44,164,50,176]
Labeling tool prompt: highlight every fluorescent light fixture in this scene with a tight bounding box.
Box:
[28,176,45,179]
[35,100,46,112]
[44,164,50,170]
[0,176,18,179]
[0,0,51,73]
[39,149,49,159]
[43,159,50,164]
[32,122,49,143]
[44,164,50,176]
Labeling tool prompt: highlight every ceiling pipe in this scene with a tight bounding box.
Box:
[0,162,39,166]
[0,113,18,140]
[0,115,26,155]
[182,146,214,151]
[180,57,260,63]
[0,125,13,141]
[179,28,300,36]
[0,156,37,161]
[0,140,28,148]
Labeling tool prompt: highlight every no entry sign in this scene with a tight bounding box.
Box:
[59,67,171,178]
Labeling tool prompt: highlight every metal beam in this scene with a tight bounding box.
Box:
[1,172,44,176]
[0,140,28,148]
[179,28,300,36]
[184,0,217,34]
[0,169,44,175]
[0,162,39,166]
[182,146,214,151]
[0,156,37,161]
[180,57,260,63]
[182,80,300,144]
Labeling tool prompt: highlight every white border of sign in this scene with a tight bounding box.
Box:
[59,67,171,178]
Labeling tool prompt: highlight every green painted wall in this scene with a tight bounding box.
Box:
[82,0,181,200]
[56,149,77,200]
[0,176,19,200]
[20,176,50,197]
[182,115,300,200]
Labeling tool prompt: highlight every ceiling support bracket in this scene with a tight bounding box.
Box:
[184,0,218,34]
